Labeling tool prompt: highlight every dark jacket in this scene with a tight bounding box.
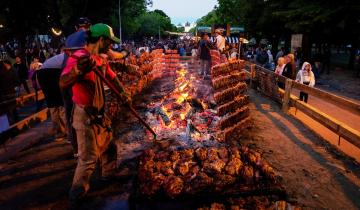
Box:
[13,62,28,80]
[0,67,19,115]
[282,63,293,79]
[36,68,64,107]
[199,40,212,61]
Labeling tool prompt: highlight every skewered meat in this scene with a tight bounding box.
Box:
[138,147,279,198]
[155,151,169,160]
[142,149,155,161]
[211,64,232,77]
[261,163,276,180]
[224,157,243,176]
[213,83,247,105]
[203,159,226,174]
[217,95,249,116]
[195,147,207,161]
[246,151,261,165]
[212,74,243,90]
[184,165,200,181]
[229,148,241,159]
[217,107,249,130]
[170,150,180,161]
[176,161,190,176]
[241,165,254,183]
[140,172,166,196]
[207,148,220,161]
[217,147,229,160]
[180,148,194,160]
[220,117,252,142]
[191,172,213,192]
[214,174,237,192]
[164,176,184,198]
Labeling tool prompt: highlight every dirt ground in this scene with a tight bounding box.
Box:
[0,62,360,210]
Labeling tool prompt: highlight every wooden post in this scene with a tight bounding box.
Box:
[250,64,256,89]
[282,79,293,113]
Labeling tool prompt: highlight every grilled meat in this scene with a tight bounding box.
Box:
[164,176,184,198]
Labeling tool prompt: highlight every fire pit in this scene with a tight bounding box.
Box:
[109,56,292,209]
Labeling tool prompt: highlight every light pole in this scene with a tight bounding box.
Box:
[118,0,122,44]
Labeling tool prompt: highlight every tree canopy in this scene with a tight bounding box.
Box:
[0,0,178,43]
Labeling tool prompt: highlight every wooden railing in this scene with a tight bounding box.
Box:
[0,91,49,143]
[242,61,360,150]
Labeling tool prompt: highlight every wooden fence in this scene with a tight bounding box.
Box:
[243,61,360,149]
[0,91,48,143]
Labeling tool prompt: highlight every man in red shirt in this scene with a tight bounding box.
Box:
[60,23,130,202]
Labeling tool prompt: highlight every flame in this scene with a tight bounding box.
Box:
[179,83,188,92]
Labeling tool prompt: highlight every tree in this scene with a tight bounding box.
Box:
[134,11,176,38]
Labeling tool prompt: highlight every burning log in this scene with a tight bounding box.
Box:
[186,98,205,111]
[214,83,247,105]
[186,119,202,141]
[217,107,250,130]
[155,107,171,126]
[217,95,250,117]
[212,74,243,90]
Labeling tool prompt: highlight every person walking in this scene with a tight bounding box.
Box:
[59,23,131,202]
[198,33,212,79]
[296,61,315,103]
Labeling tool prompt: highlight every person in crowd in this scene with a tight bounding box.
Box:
[264,48,274,70]
[275,57,286,89]
[214,29,225,53]
[59,23,131,202]
[191,44,198,64]
[75,17,91,31]
[296,61,315,103]
[283,53,296,79]
[0,60,20,124]
[275,57,286,75]
[178,44,186,56]
[229,43,238,60]
[37,54,67,141]
[61,17,92,157]
[275,47,285,64]
[198,33,212,79]
[13,56,30,94]
[256,46,269,67]
[29,56,43,111]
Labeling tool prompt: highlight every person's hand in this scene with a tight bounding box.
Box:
[77,56,96,75]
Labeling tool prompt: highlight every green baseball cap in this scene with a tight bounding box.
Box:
[90,23,120,43]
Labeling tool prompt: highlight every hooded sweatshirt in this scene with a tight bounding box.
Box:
[296,62,315,87]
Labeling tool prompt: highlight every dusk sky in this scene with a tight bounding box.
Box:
[148,0,218,25]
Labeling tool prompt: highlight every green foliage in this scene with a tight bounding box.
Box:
[135,11,175,38]
[196,9,222,26]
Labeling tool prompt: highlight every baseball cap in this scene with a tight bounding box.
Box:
[64,30,87,50]
[90,23,120,44]
[76,17,91,29]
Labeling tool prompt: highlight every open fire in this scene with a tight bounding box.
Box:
[145,62,219,143]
